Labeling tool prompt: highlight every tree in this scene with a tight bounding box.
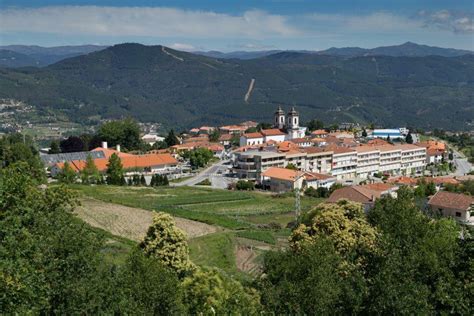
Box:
[366,188,469,314]
[304,186,329,198]
[106,153,124,185]
[182,148,213,169]
[209,129,221,142]
[362,129,368,137]
[182,268,261,315]
[0,133,45,181]
[140,212,195,276]
[259,239,359,314]
[405,132,413,144]
[98,118,141,151]
[285,163,298,170]
[60,136,85,153]
[386,135,391,143]
[140,174,146,186]
[256,122,273,131]
[58,162,77,184]
[1,163,107,313]
[306,119,324,132]
[165,129,179,147]
[48,140,60,154]
[116,249,185,315]
[81,154,100,184]
[290,200,379,268]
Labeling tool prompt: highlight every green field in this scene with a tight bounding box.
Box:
[72,185,325,275]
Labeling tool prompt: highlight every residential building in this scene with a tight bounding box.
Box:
[428,191,474,225]
[233,150,286,180]
[261,128,287,143]
[219,125,247,135]
[240,132,265,147]
[355,146,380,178]
[260,167,335,192]
[328,183,398,211]
[330,147,358,180]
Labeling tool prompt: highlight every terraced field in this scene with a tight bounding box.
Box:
[73,185,325,276]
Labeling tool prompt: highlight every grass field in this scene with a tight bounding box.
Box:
[72,185,325,276]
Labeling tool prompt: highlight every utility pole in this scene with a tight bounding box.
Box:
[295,187,301,222]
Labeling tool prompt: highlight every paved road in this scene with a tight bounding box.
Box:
[451,147,473,176]
[171,159,231,187]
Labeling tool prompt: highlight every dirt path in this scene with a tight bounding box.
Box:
[244,78,255,103]
[76,198,219,241]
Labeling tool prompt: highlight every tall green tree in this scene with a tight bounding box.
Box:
[48,140,61,154]
[58,161,77,184]
[405,132,414,144]
[106,153,124,185]
[164,129,179,147]
[81,154,100,184]
[140,212,195,277]
[209,129,221,142]
[98,118,141,151]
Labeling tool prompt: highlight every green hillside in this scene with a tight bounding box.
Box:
[0,43,473,130]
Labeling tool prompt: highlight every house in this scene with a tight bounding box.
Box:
[387,176,419,187]
[260,167,335,192]
[198,126,216,135]
[240,132,265,147]
[426,148,445,164]
[328,183,398,210]
[260,128,287,143]
[290,138,312,147]
[219,125,247,135]
[303,172,336,189]
[218,133,233,146]
[428,191,474,225]
[311,129,328,138]
[261,167,305,192]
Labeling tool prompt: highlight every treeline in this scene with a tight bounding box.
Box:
[433,129,474,165]
[49,118,180,154]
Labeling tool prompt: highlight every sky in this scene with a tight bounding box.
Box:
[0,0,473,51]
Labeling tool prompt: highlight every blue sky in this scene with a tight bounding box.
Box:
[1,0,472,51]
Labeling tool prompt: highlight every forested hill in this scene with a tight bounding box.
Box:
[0,43,473,130]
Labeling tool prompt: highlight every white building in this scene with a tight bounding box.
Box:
[239,132,265,147]
[142,134,165,146]
[330,147,358,180]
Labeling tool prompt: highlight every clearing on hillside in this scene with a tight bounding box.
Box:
[76,198,220,241]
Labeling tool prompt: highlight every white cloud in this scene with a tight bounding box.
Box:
[0,6,299,38]
[418,10,473,34]
[307,12,422,33]
[169,43,195,51]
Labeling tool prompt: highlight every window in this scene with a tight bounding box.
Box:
[455,212,461,217]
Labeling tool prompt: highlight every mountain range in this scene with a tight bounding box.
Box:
[1,42,471,68]
[0,43,473,130]
[0,45,107,67]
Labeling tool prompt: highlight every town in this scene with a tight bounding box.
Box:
[38,105,474,226]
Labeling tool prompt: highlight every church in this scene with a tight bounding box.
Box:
[239,106,307,147]
[273,106,306,139]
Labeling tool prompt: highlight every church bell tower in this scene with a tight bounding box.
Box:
[274,106,285,129]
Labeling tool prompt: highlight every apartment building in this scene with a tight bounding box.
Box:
[233,144,426,181]
[233,150,286,180]
[355,146,380,178]
[399,144,426,174]
[330,147,358,180]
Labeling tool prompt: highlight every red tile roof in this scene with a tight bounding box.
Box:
[262,167,303,182]
[57,153,178,172]
[428,191,474,211]
[261,128,286,136]
[243,132,264,139]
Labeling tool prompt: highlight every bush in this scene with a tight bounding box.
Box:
[304,187,329,198]
[236,180,255,191]
[197,179,211,186]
